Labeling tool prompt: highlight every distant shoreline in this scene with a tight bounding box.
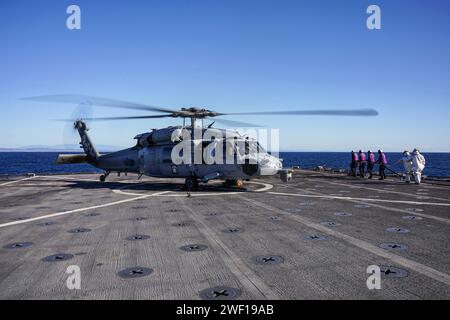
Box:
[1,150,450,154]
[1,151,449,178]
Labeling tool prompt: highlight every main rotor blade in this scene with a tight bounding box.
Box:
[21,94,178,114]
[55,114,173,121]
[209,118,262,128]
[224,109,379,116]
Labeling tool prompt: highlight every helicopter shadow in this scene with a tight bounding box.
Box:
[53,179,249,193]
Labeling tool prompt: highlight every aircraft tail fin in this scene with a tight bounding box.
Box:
[74,120,100,161]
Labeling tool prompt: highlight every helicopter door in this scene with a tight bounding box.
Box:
[161,146,177,177]
[201,140,219,174]
[143,147,160,175]
[138,150,145,174]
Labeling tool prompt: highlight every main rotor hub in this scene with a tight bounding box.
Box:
[178,107,220,119]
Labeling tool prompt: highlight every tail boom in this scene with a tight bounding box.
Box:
[55,153,89,164]
[75,120,100,160]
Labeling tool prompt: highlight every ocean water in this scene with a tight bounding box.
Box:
[1,152,449,178]
[279,152,450,178]
[0,152,103,176]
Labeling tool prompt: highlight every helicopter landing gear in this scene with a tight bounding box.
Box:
[223,179,244,188]
[184,176,199,189]
[99,171,110,182]
[184,175,199,196]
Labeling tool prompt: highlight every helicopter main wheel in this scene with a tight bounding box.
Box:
[223,179,244,188]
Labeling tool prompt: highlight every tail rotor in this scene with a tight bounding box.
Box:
[62,101,93,151]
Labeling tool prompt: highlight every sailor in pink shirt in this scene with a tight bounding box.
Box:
[377,149,388,180]
[367,150,376,179]
[358,150,367,178]
[350,151,359,177]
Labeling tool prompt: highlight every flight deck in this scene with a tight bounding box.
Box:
[0,170,449,299]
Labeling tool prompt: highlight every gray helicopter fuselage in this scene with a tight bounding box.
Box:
[90,126,282,181]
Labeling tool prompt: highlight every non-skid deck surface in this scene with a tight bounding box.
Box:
[0,171,449,299]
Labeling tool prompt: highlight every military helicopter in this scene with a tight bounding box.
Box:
[23,94,378,189]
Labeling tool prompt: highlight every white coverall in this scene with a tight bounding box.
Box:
[400,155,413,182]
[411,151,426,184]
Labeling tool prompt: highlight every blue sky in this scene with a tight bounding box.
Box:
[0,0,449,151]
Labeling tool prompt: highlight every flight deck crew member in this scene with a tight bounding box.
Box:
[377,149,387,180]
[350,151,359,177]
[411,148,426,184]
[367,150,375,179]
[358,150,366,178]
[396,151,413,183]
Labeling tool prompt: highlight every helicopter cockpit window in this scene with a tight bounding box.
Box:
[235,139,258,156]
[218,140,236,163]
[256,142,266,153]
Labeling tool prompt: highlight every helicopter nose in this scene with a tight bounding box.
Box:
[258,156,282,176]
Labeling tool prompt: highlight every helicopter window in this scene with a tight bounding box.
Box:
[247,140,259,154]
[256,142,266,153]
[226,140,236,157]
[235,139,256,156]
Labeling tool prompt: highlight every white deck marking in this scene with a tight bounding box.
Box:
[179,199,280,300]
[243,195,450,287]
[269,191,450,224]
[303,171,450,191]
[0,191,170,229]
[309,179,450,202]
[112,181,273,197]
[270,191,450,207]
[43,175,139,183]
[0,176,37,186]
